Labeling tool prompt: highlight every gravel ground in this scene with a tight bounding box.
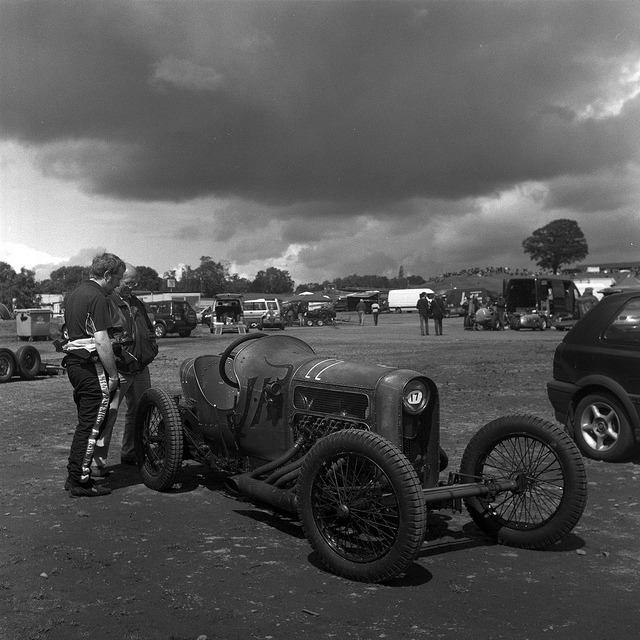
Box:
[1,314,639,640]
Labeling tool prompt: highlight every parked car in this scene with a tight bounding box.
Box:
[547,291,640,461]
[135,333,587,583]
[208,294,244,333]
[243,299,285,330]
[148,299,198,338]
[303,306,336,326]
[195,305,211,324]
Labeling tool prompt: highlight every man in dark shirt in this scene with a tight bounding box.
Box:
[62,252,125,497]
[429,293,447,335]
[416,292,430,336]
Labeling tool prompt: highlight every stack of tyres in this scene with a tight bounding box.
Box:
[0,345,42,383]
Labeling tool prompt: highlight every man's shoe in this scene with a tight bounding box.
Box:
[68,481,112,498]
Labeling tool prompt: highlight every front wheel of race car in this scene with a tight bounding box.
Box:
[459,414,587,549]
[135,388,183,491]
[297,430,427,583]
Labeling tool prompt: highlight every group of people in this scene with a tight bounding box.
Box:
[416,292,447,335]
[355,299,381,325]
[62,253,158,498]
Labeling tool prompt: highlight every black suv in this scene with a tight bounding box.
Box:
[148,299,198,338]
[547,290,640,461]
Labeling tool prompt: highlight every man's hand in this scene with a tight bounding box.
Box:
[94,329,119,382]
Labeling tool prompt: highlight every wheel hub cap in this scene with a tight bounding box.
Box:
[336,504,350,518]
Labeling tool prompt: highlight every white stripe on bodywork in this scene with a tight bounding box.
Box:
[304,359,344,381]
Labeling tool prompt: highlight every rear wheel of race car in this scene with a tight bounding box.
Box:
[135,388,183,491]
[297,430,427,583]
[0,348,17,383]
[15,345,41,380]
[459,415,587,549]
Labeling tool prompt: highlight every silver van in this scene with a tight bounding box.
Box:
[243,299,285,331]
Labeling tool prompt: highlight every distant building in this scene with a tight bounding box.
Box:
[577,261,640,275]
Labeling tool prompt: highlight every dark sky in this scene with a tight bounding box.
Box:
[1,0,639,283]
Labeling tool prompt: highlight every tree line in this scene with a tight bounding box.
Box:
[0,219,588,310]
[0,257,298,309]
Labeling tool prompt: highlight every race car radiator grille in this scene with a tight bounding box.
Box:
[293,386,369,420]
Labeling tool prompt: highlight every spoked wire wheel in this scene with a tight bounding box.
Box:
[459,415,587,549]
[297,430,426,583]
[135,388,183,491]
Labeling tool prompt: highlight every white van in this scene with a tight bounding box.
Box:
[243,299,285,330]
[388,288,435,313]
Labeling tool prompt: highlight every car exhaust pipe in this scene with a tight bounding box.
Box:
[250,440,304,479]
[224,473,297,514]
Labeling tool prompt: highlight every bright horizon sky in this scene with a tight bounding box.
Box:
[1,0,639,286]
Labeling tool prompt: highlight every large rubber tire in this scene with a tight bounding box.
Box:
[459,415,587,549]
[135,388,183,491]
[305,319,314,327]
[15,345,41,380]
[573,393,635,462]
[297,430,427,583]
[0,348,17,383]
[154,323,167,339]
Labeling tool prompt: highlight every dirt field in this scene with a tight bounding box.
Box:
[1,313,639,640]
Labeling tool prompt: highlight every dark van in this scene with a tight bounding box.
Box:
[504,276,580,330]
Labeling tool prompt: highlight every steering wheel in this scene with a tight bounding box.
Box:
[218,333,268,388]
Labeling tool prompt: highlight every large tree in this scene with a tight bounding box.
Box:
[249,267,294,294]
[40,265,89,294]
[193,256,230,296]
[522,219,588,274]
[0,262,41,308]
[135,266,162,291]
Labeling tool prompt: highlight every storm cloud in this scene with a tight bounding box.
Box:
[1,0,639,282]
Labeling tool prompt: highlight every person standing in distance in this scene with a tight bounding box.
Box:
[62,253,125,497]
[576,287,599,318]
[93,264,158,472]
[429,293,447,336]
[371,300,380,326]
[416,292,430,336]
[356,298,367,325]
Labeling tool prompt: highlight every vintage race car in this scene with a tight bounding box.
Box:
[509,310,550,331]
[135,334,587,583]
